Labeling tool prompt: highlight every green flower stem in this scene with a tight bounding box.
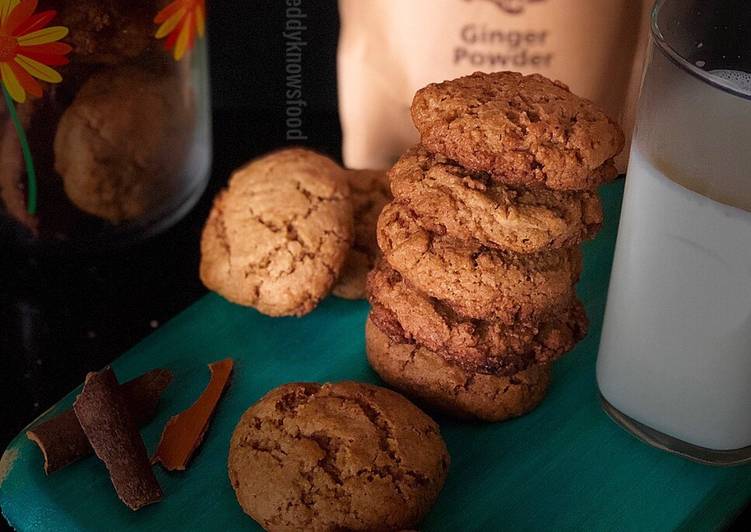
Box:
[2,85,37,215]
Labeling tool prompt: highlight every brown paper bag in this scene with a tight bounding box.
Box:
[338,0,653,172]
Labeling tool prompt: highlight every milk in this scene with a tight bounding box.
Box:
[597,46,751,452]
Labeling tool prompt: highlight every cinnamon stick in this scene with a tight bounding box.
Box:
[74,368,162,511]
[26,368,172,474]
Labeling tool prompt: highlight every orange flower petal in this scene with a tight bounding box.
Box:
[195,3,205,38]
[173,12,194,61]
[2,0,36,35]
[155,0,187,24]
[164,28,179,50]
[17,49,68,66]
[12,9,54,36]
[0,1,21,27]
[0,62,25,102]
[17,25,67,46]
[9,57,41,98]
[155,8,185,40]
[15,54,61,83]
[18,41,71,56]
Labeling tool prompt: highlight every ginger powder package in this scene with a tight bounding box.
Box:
[338,0,652,172]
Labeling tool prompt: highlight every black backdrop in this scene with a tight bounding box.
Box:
[210,1,340,114]
[0,0,342,450]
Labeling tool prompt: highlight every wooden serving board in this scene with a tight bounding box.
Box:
[2,181,751,531]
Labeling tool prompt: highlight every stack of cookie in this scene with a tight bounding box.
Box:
[366,72,624,422]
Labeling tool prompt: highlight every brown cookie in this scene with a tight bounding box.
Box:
[54,65,193,223]
[366,318,551,423]
[367,260,587,376]
[411,71,625,190]
[57,0,155,65]
[200,148,354,317]
[333,169,391,300]
[228,381,449,532]
[389,146,603,253]
[377,201,582,323]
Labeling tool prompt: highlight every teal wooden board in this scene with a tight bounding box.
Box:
[2,180,750,531]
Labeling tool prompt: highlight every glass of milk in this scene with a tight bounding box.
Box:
[597,0,751,464]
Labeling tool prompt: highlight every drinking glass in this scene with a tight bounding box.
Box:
[597,0,751,465]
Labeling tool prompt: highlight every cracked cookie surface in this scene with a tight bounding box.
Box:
[366,318,550,422]
[389,146,603,253]
[200,148,353,316]
[377,201,582,323]
[411,71,625,191]
[333,169,391,300]
[228,381,449,532]
[368,261,587,376]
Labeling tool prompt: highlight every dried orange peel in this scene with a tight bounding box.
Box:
[152,358,234,471]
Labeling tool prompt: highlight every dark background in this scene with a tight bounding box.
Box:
[0,1,341,449]
[0,1,748,529]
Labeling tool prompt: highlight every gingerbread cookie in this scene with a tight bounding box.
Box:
[377,202,582,323]
[367,261,587,376]
[200,148,353,317]
[389,146,602,253]
[333,169,391,300]
[411,71,625,190]
[366,318,551,422]
[228,381,449,531]
[54,66,193,223]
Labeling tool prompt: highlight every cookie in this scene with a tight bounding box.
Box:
[411,71,625,190]
[377,201,582,323]
[367,261,587,376]
[228,381,449,532]
[366,318,551,422]
[201,149,353,317]
[389,146,602,253]
[58,0,155,65]
[332,169,391,300]
[54,66,193,223]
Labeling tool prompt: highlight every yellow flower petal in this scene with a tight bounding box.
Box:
[1,62,26,103]
[155,8,185,39]
[195,4,206,38]
[174,13,193,61]
[17,26,68,46]
[15,54,61,83]
[0,0,20,25]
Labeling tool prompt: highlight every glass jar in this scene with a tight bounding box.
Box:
[0,0,211,248]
